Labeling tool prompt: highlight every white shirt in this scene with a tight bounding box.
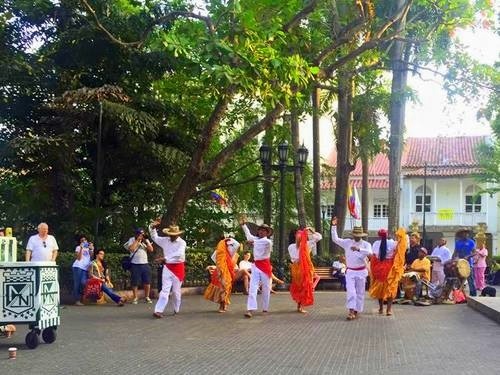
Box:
[211,238,240,263]
[242,224,272,261]
[331,226,372,269]
[26,234,58,262]
[332,261,346,275]
[431,245,452,271]
[124,237,149,264]
[72,245,92,270]
[239,259,252,271]
[150,228,186,263]
[288,232,322,263]
[372,239,397,260]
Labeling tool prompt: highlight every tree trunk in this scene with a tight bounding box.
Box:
[361,154,369,233]
[388,0,409,234]
[291,108,307,227]
[334,70,355,237]
[312,86,323,254]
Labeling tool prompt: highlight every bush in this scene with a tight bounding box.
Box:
[56,248,215,292]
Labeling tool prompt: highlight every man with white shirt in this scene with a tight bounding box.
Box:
[150,221,187,318]
[430,238,452,286]
[331,217,372,320]
[239,217,273,318]
[25,222,59,262]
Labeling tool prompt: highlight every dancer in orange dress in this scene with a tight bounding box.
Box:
[288,227,322,313]
[369,228,407,316]
[204,236,240,312]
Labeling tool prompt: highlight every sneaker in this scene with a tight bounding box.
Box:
[74,301,84,306]
[145,297,152,304]
[131,298,138,305]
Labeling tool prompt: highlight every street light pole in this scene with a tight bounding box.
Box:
[321,204,327,255]
[259,142,308,281]
[277,143,288,280]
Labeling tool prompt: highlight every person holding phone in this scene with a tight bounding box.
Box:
[124,228,154,304]
[72,235,94,305]
[330,217,372,320]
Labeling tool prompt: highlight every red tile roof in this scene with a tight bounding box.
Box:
[402,136,486,169]
[322,136,487,189]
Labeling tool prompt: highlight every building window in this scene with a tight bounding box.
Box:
[415,186,431,213]
[373,204,388,218]
[465,185,482,213]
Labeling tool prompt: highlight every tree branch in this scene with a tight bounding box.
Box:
[374,0,412,39]
[406,62,500,92]
[80,0,215,48]
[196,175,267,196]
[203,104,285,177]
[283,0,320,32]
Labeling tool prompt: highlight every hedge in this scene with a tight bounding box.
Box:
[52,249,338,294]
[55,248,214,294]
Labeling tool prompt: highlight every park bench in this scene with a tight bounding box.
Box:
[314,266,340,290]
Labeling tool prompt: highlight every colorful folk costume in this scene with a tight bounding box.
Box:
[241,223,273,318]
[150,225,187,318]
[331,224,372,321]
[288,228,322,313]
[204,238,239,312]
[369,228,407,315]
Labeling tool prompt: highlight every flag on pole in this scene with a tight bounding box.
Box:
[347,184,360,219]
[210,189,228,207]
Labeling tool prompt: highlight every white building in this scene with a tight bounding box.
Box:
[322,136,498,255]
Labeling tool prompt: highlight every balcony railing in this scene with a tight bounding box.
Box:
[405,212,487,227]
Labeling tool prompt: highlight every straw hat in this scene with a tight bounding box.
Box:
[351,226,367,238]
[162,225,184,236]
[257,224,273,237]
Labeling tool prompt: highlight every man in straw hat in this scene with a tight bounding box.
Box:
[331,217,372,320]
[239,215,273,318]
[149,219,187,318]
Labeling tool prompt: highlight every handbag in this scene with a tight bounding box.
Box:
[452,289,466,304]
[83,278,103,301]
[121,248,138,271]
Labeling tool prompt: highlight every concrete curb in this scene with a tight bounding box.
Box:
[467,296,500,324]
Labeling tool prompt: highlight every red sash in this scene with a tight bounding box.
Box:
[255,259,272,278]
[166,262,185,282]
[347,266,366,271]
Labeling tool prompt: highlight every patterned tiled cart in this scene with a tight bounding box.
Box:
[0,262,60,349]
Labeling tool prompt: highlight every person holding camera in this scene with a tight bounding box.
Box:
[72,235,94,306]
[124,228,154,304]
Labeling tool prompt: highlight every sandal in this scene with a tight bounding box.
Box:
[386,311,393,316]
[346,313,355,320]
[153,312,164,319]
[244,311,252,318]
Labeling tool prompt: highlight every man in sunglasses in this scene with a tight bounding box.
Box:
[25,222,59,262]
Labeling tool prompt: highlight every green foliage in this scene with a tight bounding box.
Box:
[56,247,215,295]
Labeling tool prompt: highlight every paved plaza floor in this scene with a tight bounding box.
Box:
[1,291,499,375]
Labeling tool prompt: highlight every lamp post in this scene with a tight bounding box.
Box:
[259,142,309,280]
[321,204,327,255]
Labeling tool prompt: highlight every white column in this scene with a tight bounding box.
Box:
[407,179,412,227]
[433,180,437,225]
[459,179,463,225]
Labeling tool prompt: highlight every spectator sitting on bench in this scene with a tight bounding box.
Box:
[332,255,347,290]
[234,251,252,294]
